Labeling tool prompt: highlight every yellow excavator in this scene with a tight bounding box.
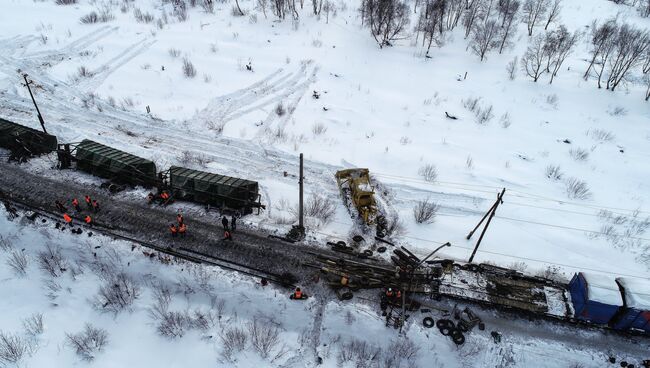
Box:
[335,168,378,225]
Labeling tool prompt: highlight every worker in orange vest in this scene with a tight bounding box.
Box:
[169,223,178,237]
[84,215,93,225]
[291,287,303,300]
[71,198,81,212]
[63,213,73,225]
[223,230,232,241]
[92,200,99,213]
[385,288,394,298]
[178,223,187,237]
[84,195,92,209]
[177,213,184,225]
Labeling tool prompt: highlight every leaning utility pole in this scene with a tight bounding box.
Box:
[22,74,47,134]
[298,153,304,230]
[467,188,505,263]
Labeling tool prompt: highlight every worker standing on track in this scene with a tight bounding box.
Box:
[71,198,81,212]
[223,229,232,241]
[169,223,178,237]
[84,215,93,226]
[84,195,92,209]
[177,212,184,226]
[55,200,67,213]
[63,213,73,225]
[92,200,99,213]
[231,215,237,232]
[179,223,187,237]
[221,216,229,230]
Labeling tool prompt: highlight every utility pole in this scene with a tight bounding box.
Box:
[22,74,47,134]
[298,153,304,230]
[467,188,505,263]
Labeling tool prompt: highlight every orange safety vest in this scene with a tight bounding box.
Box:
[161,192,169,200]
[396,290,402,298]
[72,198,79,207]
[179,224,187,233]
[92,200,99,208]
[63,214,72,223]
[386,290,393,297]
[85,215,92,224]
[169,225,177,233]
[294,290,302,299]
[85,196,91,204]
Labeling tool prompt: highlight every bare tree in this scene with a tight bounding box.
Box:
[644,74,650,100]
[360,0,411,48]
[413,198,440,224]
[418,0,447,56]
[506,56,518,79]
[545,25,579,84]
[0,331,33,366]
[606,24,650,91]
[497,0,520,53]
[522,0,549,36]
[470,19,501,61]
[66,324,109,361]
[521,34,546,81]
[445,0,465,30]
[462,0,483,38]
[234,0,244,15]
[643,48,650,74]
[583,19,619,81]
[544,0,561,30]
[639,0,650,17]
[311,0,323,14]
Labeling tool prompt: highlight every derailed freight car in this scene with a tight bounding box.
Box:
[568,272,623,324]
[0,118,57,158]
[164,166,262,214]
[614,277,650,333]
[74,139,157,187]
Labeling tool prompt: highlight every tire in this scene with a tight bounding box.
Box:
[457,323,469,332]
[440,326,453,336]
[362,250,373,257]
[352,235,364,243]
[377,246,387,253]
[436,319,452,329]
[336,241,346,248]
[340,292,353,300]
[423,317,435,328]
[452,332,465,345]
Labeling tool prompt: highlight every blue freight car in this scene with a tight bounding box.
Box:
[614,277,650,333]
[568,272,623,325]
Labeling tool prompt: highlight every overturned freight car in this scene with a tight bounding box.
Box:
[164,166,262,214]
[0,118,57,158]
[74,139,157,186]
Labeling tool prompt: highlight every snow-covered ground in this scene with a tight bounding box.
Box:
[1,0,650,365]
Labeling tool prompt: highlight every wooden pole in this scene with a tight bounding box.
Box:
[468,188,505,263]
[22,74,47,134]
[298,153,304,230]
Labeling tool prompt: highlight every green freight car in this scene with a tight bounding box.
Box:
[167,166,262,214]
[0,118,57,157]
[74,139,157,186]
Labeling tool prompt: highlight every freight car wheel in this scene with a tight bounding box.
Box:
[336,241,346,248]
[362,250,373,257]
[422,317,435,328]
[440,326,453,336]
[436,319,452,329]
[377,246,387,253]
[451,331,465,345]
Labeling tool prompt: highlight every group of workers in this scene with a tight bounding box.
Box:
[169,212,187,238]
[148,190,172,205]
[221,215,236,241]
[55,195,100,227]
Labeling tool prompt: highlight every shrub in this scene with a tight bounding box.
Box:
[0,331,33,365]
[220,325,248,361]
[7,250,28,277]
[56,0,77,4]
[134,8,154,23]
[275,102,286,116]
[312,122,327,136]
[545,165,563,180]
[413,198,439,224]
[38,243,67,278]
[565,177,592,200]
[589,129,615,142]
[303,194,337,225]
[65,324,108,361]
[569,148,589,161]
[168,48,181,58]
[0,235,12,251]
[80,12,99,24]
[22,313,44,337]
[94,273,140,314]
[182,58,196,78]
[475,104,494,125]
[418,164,438,182]
[248,318,281,359]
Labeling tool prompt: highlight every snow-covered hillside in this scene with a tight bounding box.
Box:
[0,0,649,366]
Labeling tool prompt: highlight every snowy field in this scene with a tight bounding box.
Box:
[0,0,650,365]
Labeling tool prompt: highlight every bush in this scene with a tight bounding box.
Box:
[312,122,327,136]
[80,10,114,24]
[569,148,589,161]
[0,331,33,365]
[248,318,281,359]
[182,58,196,78]
[275,102,286,116]
[417,164,437,182]
[134,8,155,23]
[94,273,140,314]
[303,194,337,225]
[66,324,108,361]
[565,177,592,200]
[38,243,67,278]
[55,0,77,4]
[220,325,248,361]
[383,212,406,237]
[23,313,44,337]
[545,165,563,180]
[589,129,615,142]
[168,48,181,58]
[177,150,211,168]
[0,235,12,251]
[7,250,28,277]
[413,198,439,224]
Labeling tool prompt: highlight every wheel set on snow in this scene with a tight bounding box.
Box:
[435,319,466,345]
[422,317,435,328]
